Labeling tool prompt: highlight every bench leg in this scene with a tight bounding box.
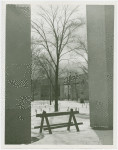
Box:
[67,113,72,131]
[44,111,52,134]
[40,116,44,133]
[72,114,79,132]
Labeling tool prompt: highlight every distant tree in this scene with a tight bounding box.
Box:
[68,37,88,79]
[32,5,85,111]
[74,37,88,78]
[64,37,88,100]
[32,41,55,103]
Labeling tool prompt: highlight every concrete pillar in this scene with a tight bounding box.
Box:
[5,5,31,144]
[86,6,114,128]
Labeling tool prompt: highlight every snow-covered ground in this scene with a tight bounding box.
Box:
[31,100,113,145]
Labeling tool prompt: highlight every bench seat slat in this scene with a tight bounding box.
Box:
[34,122,73,129]
[36,111,79,117]
[44,122,83,130]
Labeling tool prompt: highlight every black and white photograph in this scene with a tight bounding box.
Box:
[1,1,117,148]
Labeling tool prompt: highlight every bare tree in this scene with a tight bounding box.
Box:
[63,37,88,101]
[32,5,85,111]
[68,37,88,78]
[32,43,55,104]
[75,38,88,78]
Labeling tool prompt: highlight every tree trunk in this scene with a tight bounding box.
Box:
[49,82,52,105]
[55,58,59,112]
[75,83,78,101]
[76,86,78,101]
[31,80,35,101]
[49,68,52,105]
[68,84,69,100]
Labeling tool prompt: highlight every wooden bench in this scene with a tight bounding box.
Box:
[34,109,83,134]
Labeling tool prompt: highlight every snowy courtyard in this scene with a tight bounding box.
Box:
[31,100,113,145]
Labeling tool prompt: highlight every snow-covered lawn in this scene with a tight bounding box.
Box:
[31,100,113,145]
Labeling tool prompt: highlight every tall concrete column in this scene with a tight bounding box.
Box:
[86,6,114,128]
[5,5,31,144]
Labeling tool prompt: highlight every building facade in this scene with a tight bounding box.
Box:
[32,73,89,101]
